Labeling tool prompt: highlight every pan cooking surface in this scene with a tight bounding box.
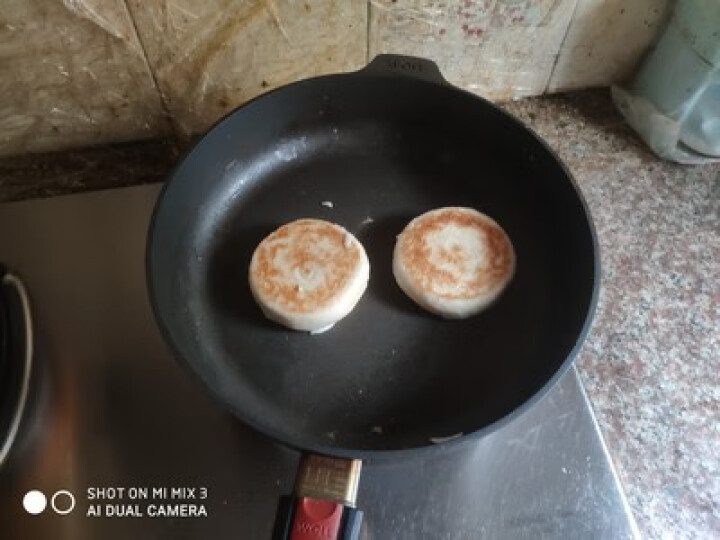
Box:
[148,74,597,456]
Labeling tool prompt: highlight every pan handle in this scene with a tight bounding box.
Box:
[360,54,448,85]
[272,454,363,540]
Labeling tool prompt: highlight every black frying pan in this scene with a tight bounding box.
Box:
[147,55,598,537]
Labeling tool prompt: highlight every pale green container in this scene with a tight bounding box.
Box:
[618,0,720,160]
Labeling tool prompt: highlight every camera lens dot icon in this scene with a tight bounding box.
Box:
[51,490,75,515]
[23,490,47,515]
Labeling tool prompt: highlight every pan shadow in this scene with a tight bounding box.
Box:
[205,223,279,330]
[356,214,436,320]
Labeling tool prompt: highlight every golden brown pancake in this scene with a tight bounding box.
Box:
[249,218,370,332]
[393,207,515,318]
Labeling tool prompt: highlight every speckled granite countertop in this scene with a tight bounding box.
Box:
[504,92,719,539]
[1,90,718,538]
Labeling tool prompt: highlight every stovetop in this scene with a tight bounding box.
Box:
[0,184,638,539]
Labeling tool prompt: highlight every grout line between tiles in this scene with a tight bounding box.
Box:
[120,0,180,137]
[544,0,581,94]
[366,0,372,64]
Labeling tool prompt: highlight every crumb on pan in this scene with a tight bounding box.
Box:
[321,201,334,208]
[310,323,334,335]
[429,432,464,444]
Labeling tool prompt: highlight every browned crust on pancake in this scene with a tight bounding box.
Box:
[397,208,514,300]
[252,219,362,313]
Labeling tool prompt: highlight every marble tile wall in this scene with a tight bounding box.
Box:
[0,0,170,157]
[369,0,578,101]
[0,0,671,155]
[125,0,367,136]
